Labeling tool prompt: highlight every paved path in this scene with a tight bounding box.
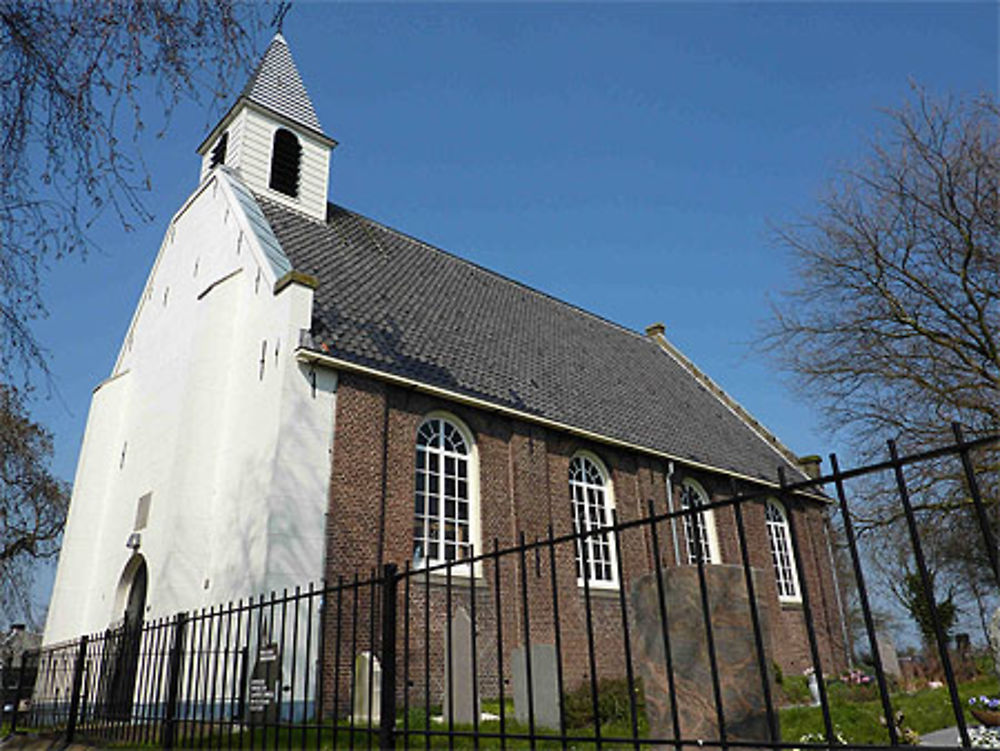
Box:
[920,726,959,746]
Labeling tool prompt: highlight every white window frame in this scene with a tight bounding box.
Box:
[413,412,480,575]
[678,478,720,565]
[765,499,801,603]
[569,451,618,590]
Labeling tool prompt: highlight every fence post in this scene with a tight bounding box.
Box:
[64,636,89,744]
[1,656,9,731]
[7,652,29,735]
[161,612,188,750]
[378,564,399,750]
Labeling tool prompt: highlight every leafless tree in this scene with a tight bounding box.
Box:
[1,0,269,391]
[765,89,998,454]
[0,385,67,629]
[764,89,999,641]
[0,0,275,624]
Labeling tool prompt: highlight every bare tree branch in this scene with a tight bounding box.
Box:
[0,0,268,391]
[762,89,1000,642]
[763,89,999,456]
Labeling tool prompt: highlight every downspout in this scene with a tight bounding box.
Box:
[665,461,681,566]
[375,392,390,572]
[824,515,853,669]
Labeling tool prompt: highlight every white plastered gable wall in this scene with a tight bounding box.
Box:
[43,169,337,645]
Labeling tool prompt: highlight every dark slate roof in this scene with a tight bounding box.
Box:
[258,197,805,485]
[241,34,323,133]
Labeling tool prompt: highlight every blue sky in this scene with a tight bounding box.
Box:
[25,3,998,612]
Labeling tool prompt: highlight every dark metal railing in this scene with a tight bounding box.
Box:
[8,426,998,749]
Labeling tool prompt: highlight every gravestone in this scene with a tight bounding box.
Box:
[352,651,381,724]
[990,606,1000,683]
[955,633,971,654]
[247,642,281,724]
[512,644,562,730]
[875,631,902,679]
[442,607,478,725]
[630,565,775,748]
[806,672,820,706]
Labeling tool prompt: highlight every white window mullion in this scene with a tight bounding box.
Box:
[680,480,717,566]
[570,454,617,587]
[766,500,800,602]
[414,416,474,569]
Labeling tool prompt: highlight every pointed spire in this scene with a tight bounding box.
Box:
[241,33,323,134]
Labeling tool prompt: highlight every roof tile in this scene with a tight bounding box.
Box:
[258,197,806,485]
[242,34,323,133]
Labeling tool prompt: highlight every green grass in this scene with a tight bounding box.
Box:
[96,702,644,750]
[18,675,998,749]
[778,675,813,705]
[779,675,1000,745]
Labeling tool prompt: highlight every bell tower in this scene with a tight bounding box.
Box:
[196,34,336,221]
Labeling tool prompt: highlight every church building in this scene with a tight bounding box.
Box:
[44,34,848,684]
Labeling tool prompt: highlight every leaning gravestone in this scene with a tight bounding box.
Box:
[512,644,562,730]
[352,651,381,724]
[442,607,478,725]
[630,565,775,748]
[247,642,281,724]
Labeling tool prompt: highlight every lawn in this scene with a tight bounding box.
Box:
[145,675,1000,749]
[9,675,998,749]
[780,675,1000,745]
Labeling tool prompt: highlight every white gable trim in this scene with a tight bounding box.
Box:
[111,169,295,375]
[645,330,806,475]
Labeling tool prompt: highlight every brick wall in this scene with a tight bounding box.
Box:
[320,371,849,714]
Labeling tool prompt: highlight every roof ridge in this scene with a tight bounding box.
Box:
[326,201,651,344]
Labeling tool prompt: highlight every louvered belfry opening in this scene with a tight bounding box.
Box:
[269,128,302,198]
[209,132,228,168]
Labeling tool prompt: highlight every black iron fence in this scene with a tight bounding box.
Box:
[7,426,999,749]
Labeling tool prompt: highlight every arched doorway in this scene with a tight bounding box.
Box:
[100,557,148,719]
[123,559,147,627]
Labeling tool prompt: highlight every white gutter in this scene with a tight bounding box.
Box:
[296,346,827,500]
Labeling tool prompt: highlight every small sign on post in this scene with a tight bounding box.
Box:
[247,643,282,724]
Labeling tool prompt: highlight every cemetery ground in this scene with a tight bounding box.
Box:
[5,671,996,749]
[778,672,999,746]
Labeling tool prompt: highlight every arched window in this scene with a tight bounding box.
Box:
[414,415,476,567]
[679,479,719,565]
[765,500,800,601]
[569,453,617,586]
[210,131,228,168]
[268,128,302,198]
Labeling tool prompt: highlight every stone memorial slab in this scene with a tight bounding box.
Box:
[442,607,478,725]
[630,565,775,748]
[352,651,381,724]
[512,644,562,730]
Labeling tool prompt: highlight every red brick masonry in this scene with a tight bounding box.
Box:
[321,372,848,709]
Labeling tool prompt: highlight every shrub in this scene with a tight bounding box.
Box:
[563,677,645,729]
[779,675,813,706]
